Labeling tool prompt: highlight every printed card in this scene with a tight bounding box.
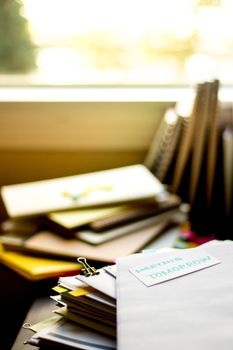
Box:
[129,249,220,286]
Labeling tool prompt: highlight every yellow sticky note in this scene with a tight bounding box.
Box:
[69,286,94,297]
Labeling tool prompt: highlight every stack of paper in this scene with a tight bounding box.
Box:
[23,240,233,349]
[27,319,116,349]
[26,265,117,349]
[54,269,116,336]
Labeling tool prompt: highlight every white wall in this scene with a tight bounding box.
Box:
[0,95,173,185]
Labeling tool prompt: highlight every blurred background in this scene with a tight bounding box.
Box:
[1,0,233,86]
[0,0,232,219]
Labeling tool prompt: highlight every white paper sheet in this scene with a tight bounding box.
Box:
[77,268,116,299]
[29,318,116,349]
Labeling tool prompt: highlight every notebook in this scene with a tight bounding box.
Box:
[171,83,204,194]
[150,109,183,183]
[76,208,180,245]
[144,110,169,170]
[206,80,219,205]
[189,82,215,204]
[47,195,179,232]
[223,126,233,215]
[0,164,164,218]
[47,205,130,231]
[4,222,170,263]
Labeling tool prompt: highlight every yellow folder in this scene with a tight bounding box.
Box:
[0,244,81,281]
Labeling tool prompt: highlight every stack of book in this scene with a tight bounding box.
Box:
[0,164,186,279]
[23,240,233,349]
[145,80,233,239]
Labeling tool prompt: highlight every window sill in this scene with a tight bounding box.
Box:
[0,85,233,102]
[0,86,232,153]
[0,86,194,102]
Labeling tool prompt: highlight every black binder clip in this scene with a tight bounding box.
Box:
[77,257,100,277]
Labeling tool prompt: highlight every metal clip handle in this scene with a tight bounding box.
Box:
[77,257,99,276]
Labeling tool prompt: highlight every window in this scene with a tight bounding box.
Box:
[1,0,233,86]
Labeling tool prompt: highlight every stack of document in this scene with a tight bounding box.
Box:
[26,264,117,349]
[53,269,116,338]
[24,240,233,349]
[0,165,186,266]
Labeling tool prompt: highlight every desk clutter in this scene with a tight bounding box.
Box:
[0,164,188,280]
[22,240,233,349]
[0,84,232,349]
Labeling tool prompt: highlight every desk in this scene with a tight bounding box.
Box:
[12,297,55,350]
[0,264,54,350]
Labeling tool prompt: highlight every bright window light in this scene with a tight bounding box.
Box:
[0,0,233,85]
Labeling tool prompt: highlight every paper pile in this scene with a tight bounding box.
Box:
[24,240,233,349]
